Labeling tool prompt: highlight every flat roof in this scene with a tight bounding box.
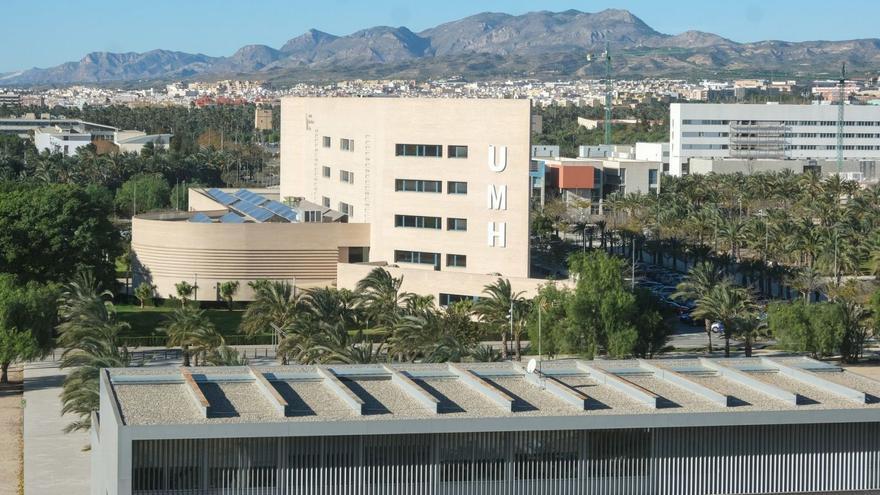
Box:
[103,357,880,436]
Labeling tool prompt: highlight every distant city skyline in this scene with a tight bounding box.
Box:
[2,0,879,74]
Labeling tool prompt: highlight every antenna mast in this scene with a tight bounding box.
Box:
[836,62,846,174]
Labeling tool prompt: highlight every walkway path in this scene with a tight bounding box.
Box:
[23,363,89,495]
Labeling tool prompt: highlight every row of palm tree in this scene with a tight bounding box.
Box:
[56,271,248,432]
[597,171,880,300]
[236,269,532,366]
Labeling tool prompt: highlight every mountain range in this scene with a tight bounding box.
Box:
[2,9,877,86]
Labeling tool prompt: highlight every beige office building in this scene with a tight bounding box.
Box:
[281,98,533,300]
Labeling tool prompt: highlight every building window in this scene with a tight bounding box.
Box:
[322,136,331,148]
[338,202,353,217]
[447,181,468,194]
[447,218,467,231]
[322,166,331,178]
[395,179,441,193]
[446,254,467,267]
[340,138,354,152]
[395,144,442,157]
[447,145,468,158]
[395,215,441,229]
[648,169,658,186]
[439,293,477,306]
[322,196,330,208]
[340,169,354,184]
[304,210,321,222]
[394,250,440,268]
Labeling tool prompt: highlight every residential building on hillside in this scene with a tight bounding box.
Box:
[670,103,880,176]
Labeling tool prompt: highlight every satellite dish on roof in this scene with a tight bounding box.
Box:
[526,359,538,374]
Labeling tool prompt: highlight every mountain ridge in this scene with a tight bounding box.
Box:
[2,9,876,85]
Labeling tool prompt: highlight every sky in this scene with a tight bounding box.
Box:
[2,0,878,73]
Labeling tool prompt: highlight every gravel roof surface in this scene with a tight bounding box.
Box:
[106,359,880,426]
[114,383,201,425]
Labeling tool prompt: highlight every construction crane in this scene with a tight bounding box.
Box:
[836,62,846,174]
[587,42,614,146]
[603,42,613,146]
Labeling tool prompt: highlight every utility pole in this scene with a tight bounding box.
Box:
[508,298,514,360]
[836,62,846,175]
[537,301,542,373]
[631,236,637,290]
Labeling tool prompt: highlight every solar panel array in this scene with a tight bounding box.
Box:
[219,212,245,223]
[188,212,212,223]
[234,199,275,222]
[263,200,298,222]
[233,189,268,205]
[206,188,237,206]
[203,188,298,223]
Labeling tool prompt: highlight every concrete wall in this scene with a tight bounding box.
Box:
[337,262,571,301]
[108,423,880,495]
[281,97,532,279]
[131,214,370,301]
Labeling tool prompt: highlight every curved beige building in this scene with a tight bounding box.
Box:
[132,211,370,301]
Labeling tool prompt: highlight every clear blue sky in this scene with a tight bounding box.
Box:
[2,0,878,73]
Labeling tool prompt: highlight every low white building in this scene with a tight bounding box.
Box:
[635,142,670,173]
[670,103,880,176]
[33,126,92,156]
[114,131,172,154]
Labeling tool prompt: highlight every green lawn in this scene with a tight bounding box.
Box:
[114,305,270,347]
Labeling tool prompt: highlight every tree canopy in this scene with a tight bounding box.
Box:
[0,182,119,285]
[0,274,58,383]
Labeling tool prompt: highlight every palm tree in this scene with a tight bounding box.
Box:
[241,280,301,337]
[691,282,757,358]
[388,314,435,362]
[218,281,239,311]
[718,217,747,261]
[474,278,525,360]
[56,271,130,433]
[734,317,767,358]
[160,305,221,366]
[673,262,726,353]
[355,267,413,327]
[174,281,197,306]
[134,282,155,308]
[571,221,589,251]
[470,344,502,362]
[205,345,248,366]
[789,266,824,303]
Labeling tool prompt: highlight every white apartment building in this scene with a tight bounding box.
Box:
[281,97,534,300]
[635,142,670,173]
[670,103,880,176]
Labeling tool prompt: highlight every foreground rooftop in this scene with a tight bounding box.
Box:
[102,357,880,435]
